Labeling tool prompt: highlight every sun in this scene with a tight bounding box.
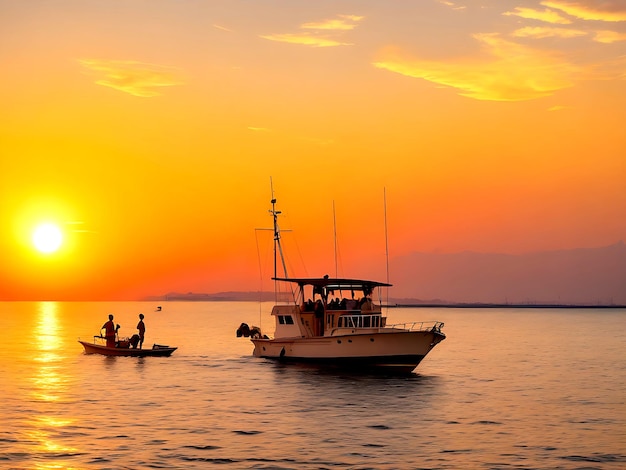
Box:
[32,223,64,254]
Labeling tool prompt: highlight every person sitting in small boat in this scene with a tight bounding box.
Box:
[101,314,117,348]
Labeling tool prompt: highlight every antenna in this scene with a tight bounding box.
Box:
[269,177,288,279]
[333,200,338,277]
[383,188,390,306]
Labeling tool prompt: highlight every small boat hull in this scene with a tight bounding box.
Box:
[79,340,177,357]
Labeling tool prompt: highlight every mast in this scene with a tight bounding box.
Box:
[333,200,338,277]
[269,180,288,279]
[383,187,390,306]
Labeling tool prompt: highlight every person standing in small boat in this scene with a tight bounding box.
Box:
[101,314,117,348]
[136,313,146,349]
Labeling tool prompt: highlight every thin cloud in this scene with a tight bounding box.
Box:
[593,30,626,43]
[512,26,587,39]
[503,7,572,24]
[438,1,467,10]
[373,33,578,101]
[261,14,362,47]
[260,33,353,47]
[65,221,97,234]
[548,105,571,111]
[542,1,626,22]
[301,14,364,31]
[213,24,232,32]
[79,59,182,97]
[248,126,271,132]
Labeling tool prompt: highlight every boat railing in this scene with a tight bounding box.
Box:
[385,321,444,333]
[336,313,384,329]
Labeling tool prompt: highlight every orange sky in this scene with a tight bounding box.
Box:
[1,0,625,300]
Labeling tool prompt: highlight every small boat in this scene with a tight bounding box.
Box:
[237,194,445,374]
[79,336,177,357]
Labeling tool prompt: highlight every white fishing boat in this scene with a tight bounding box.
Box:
[237,194,446,374]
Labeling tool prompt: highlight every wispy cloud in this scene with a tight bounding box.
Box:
[301,14,364,31]
[260,33,353,47]
[593,30,626,43]
[373,33,578,101]
[261,14,363,47]
[512,26,587,39]
[212,24,232,32]
[541,1,626,22]
[503,7,572,24]
[65,221,97,234]
[438,0,467,11]
[548,105,571,111]
[247,126,271,132]
[79,59,182,97]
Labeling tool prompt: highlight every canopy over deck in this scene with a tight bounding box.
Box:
[272,277,392,290]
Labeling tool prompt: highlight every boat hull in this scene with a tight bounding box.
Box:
[250,330,444,373]
[78,340,177,357]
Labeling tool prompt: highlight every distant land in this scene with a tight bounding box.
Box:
[145,242,626,306]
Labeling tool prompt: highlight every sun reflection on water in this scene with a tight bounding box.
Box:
[31,302,64,402]
[36,302,62,357]
[27,302,79,463]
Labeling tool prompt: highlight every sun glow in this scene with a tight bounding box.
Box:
[32,223,63,254]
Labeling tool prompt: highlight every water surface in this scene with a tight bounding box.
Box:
[1,302,624,469]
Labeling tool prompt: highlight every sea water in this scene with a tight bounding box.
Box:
[0,301,624,469]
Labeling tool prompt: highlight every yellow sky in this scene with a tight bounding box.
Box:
[1,0,625,300]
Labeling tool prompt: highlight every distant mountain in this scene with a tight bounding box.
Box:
[144,291,276,302]
[388,241,626,305]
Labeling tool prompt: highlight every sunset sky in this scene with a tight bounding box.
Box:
[1,0,625,300]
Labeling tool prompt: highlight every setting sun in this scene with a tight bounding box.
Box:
[32,223,63,254]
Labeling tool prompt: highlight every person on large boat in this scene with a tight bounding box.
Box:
[136,313,146,349]
[314,299,325,335]
[101,314,117,348]
[346,297,358,310]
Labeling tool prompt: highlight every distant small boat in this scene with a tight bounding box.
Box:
[79,337,177,357]
[156,306,162,311]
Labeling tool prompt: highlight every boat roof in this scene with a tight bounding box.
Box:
[272,277,392,289]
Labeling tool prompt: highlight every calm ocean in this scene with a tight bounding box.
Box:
[0,301,624,469]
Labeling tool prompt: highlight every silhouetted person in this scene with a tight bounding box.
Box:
[137,313,146,349]
[102,314,116,348]
[314,300,324,336]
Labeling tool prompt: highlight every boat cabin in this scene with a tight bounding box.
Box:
[271,277,391,338]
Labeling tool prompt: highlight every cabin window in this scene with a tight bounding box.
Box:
[279,315,294,325]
